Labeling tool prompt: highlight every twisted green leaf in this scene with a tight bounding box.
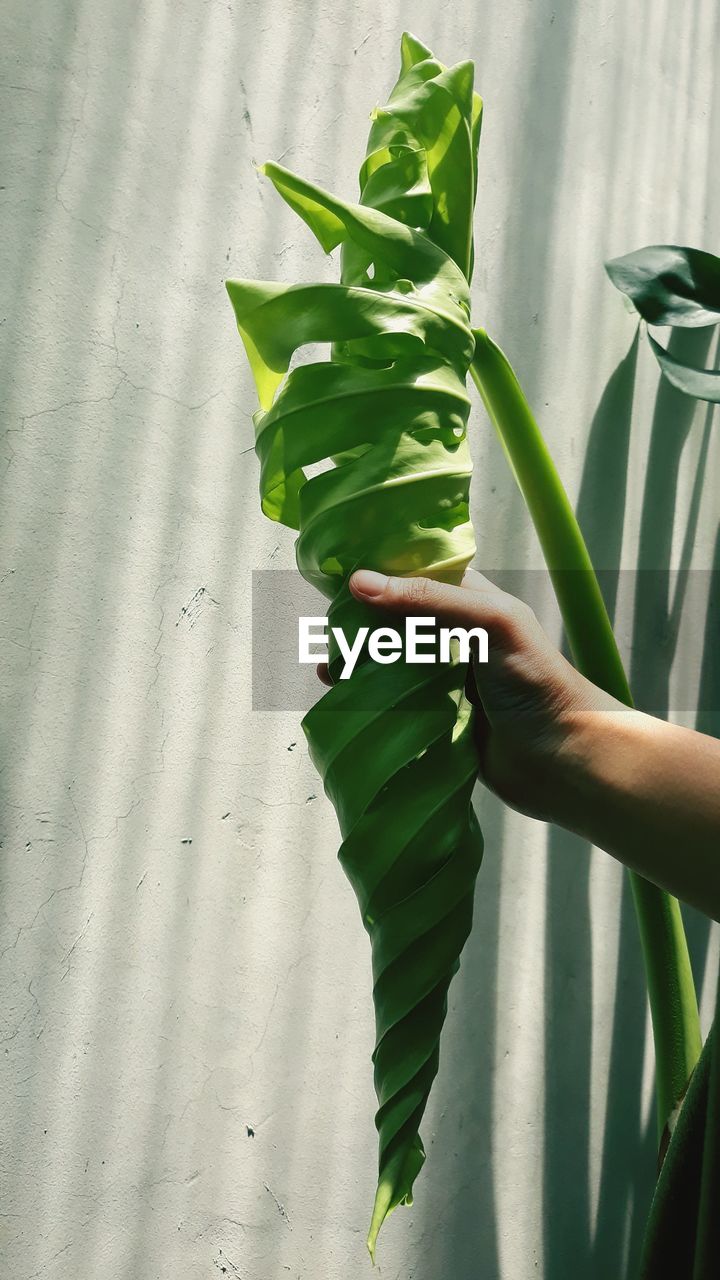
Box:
[227,33,484,1258]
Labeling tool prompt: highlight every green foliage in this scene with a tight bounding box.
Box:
[606,245,720,401]
[639,1017,718,1279]
[227,32,484,1258]
[229,31,702,1263]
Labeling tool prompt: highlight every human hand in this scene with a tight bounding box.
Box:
[319,567,620,825]
[316,566,720,918]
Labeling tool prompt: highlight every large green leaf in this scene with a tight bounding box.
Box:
[227,31,483,1259]
[606,244,720,401]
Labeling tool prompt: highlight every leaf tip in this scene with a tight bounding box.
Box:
[603,254,622,284]
[366,1177,392,1265]
[400,30,433,71]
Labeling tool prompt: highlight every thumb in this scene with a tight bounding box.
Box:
[348,568,532,645]
[348,568,538,730]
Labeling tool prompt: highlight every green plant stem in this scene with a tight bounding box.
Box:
[469,327,702,1141]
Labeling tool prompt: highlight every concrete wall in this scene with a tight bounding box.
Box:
[1,2,719,1277]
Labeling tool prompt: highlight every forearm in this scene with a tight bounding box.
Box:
[555,707,720,920]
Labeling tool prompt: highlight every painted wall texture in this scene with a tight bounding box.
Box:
[1,2,720,1277]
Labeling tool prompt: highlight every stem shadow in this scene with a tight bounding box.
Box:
[543,334,637,1278]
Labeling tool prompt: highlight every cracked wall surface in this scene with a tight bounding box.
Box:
[1,2,720,1278]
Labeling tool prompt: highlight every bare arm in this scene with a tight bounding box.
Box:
[553,706,720,919]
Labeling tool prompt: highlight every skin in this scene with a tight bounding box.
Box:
[319,568,720,922]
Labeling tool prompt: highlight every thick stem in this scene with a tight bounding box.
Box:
[469,327,701,1140]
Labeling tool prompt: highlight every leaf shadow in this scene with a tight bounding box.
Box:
[589,326,716,1280]
[542,332,638,1280]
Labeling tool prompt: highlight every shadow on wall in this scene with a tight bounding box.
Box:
[543,326,718,1280]
[0,1,362,1278]
[542,331,638,1280]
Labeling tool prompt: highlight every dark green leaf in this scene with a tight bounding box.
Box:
[606,245,720,402]
[606,244,720,327]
